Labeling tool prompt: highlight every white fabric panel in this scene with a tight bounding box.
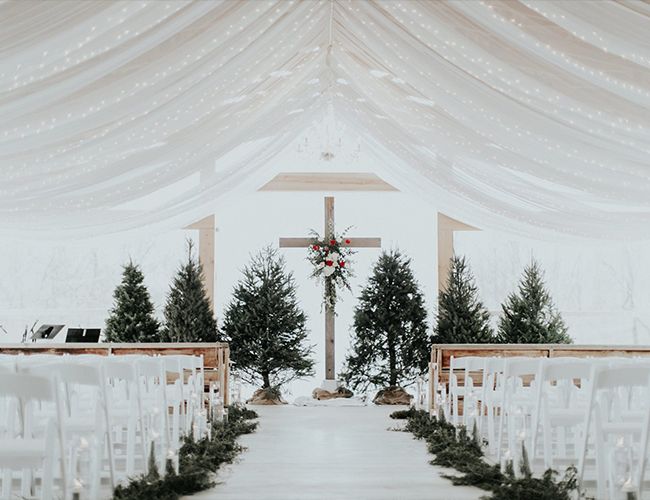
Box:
[0,0,649,238]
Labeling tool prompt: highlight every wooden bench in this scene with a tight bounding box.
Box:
[0,342,230,405]
[429,344,650,414]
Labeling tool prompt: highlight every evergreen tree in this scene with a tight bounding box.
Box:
[497,260,571,344]
[105,261,161,342]
[342,250,430,391]
[432,255,494,343]
[162,241,219,342]
[221,247,314,389]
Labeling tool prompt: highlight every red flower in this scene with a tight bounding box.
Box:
[339,261,345,268]
[312,245,320,251]
[330,239,337,245]
[345,239,351,244]
[325,260,334,266]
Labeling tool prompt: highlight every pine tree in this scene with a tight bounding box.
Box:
[104,261,161,342]
[162,241,219,342]
[342,250,430,392]
[221,247,314,389]
[432,255,494,343]
[497,260,571,344]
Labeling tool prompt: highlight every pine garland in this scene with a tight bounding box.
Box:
[113,405,258,500]
[392,408,579,499]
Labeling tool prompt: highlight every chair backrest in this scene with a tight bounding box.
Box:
[103,359,136,381]
[593,364,650,391]
[542,359,593,383]
[450,356,484,371]
[505,357,540,376]
[0,373,54,402]
[27,362,102,387]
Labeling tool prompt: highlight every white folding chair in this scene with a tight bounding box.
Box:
[25,362,115,499]
[134,357,171,474]
[448,356,485,429]
[0,373,67,500]
[103,358,144,482]
[479,357,506,453]
[530,358,593,469]
[578,363,650,500]
[497,357,542,466]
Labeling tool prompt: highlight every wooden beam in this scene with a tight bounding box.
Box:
[184,215,216,312]
[437,213,480,293]
[258,172,399,192]
[280,237,381,248]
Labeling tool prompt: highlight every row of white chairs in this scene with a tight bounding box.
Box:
[0,352,223,500]
[437,354,650,500]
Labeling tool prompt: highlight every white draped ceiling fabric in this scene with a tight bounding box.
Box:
[1,0,650,238]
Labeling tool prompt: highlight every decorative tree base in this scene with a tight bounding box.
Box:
[312,380,353,400]
[246,387,287,405]
[373,386,413,405]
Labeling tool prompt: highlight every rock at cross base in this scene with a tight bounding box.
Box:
[247,387,287,405]
[312,386,354,400]
[373,386,413,405]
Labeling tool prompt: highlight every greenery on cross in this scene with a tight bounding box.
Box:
[497,260,571,344]
[221,247,314,389]
[432,255,494,344]
[342,250,430,391]
[162,241,219,343]
[104,261,161,342]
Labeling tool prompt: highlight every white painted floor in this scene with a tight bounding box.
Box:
[188,405,483,500]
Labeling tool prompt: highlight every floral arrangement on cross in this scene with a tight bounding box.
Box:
[307,227,355,309]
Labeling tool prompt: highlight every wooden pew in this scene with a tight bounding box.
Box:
[0,342,230,405]
[429,344,650,414]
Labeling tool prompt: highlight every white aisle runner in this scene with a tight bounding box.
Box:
[188,405,482,500]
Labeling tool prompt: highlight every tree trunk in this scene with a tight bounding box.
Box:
[388,329,397,387]
[262,372,271,389]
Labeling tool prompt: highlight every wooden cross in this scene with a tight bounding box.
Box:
[279,196,381,382]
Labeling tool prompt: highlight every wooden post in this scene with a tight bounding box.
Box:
[324,197,335,380]
[437,213,479,293]
[184,215,216,312]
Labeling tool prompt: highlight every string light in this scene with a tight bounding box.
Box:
[0,0,649,239]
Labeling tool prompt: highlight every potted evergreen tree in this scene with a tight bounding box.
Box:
[162,241,219,342]
[432,255,494,344]
[342,250,429,405]
[497,260,571,344]
[105,261,161,342]
[221,247,314,404]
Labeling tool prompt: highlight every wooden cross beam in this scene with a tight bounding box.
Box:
[280,196,381,381]
[184,215,216,312]
[437,213,479,292]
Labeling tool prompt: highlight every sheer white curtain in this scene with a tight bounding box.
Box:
[1,0,649,238]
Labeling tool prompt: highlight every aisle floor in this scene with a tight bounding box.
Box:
[188,405,483,500]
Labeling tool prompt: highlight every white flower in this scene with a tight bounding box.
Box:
[323,266,335,277]
[329,252,340,261]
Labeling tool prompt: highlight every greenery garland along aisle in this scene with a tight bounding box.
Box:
[113,406,258,500]
[390,408,579,500]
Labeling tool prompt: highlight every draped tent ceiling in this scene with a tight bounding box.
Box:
[1,0,650,238]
